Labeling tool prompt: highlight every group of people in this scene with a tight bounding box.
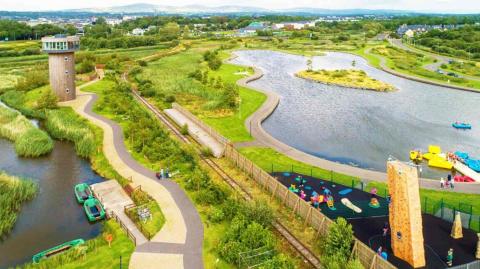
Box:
[155,168,170,180]
[440,174,454,189]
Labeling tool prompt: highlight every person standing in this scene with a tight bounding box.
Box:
[166,167,170,179]
[440,177,445,189]
[446,248,454,267]
[160,168,164,180]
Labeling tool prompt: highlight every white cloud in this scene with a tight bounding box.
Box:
[0,0,478,13]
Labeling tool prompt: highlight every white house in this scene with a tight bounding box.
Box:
[131,28,146,36]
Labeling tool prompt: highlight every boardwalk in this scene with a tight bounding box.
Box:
[60,82,204,269]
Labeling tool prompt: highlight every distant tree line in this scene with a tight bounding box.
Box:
[0,19,76,41]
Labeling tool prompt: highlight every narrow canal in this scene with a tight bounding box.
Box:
[0,107,104,268]
[232,50,480,178]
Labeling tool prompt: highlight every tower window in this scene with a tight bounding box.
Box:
[65,70,69,74]
[66,88,70,93]
[64,57,69,61]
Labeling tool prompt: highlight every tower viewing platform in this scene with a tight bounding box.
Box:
[41,35,80,101]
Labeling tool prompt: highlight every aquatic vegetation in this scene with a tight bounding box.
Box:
[44,109,95,158]
[297,69,395,92]
[0,105,53,157]
[0,171,38,238]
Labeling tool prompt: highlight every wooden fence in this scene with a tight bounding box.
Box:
[107,210,138,246]
[171,102,396,268]
[224,144,396,269]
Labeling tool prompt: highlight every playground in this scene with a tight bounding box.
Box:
[273,172,479,269]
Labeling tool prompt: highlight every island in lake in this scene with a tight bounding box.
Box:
[296,69,395,92]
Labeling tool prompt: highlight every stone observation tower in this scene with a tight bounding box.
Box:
[41,35,80,101]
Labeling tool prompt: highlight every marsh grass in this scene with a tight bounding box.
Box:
[0,105,53,157]
[0,171,38,238]
[45,109,95,158]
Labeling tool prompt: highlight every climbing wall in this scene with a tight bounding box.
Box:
[387,161,426,268]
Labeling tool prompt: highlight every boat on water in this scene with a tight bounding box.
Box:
[83,197,106,222]
[452,122,472,130]
[32,239,85,264]
[74,183,93,203]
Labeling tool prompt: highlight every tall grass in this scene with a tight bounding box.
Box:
[0,105,53,157]
[0,171,38,238]
[14,220,135,269]
[44,108,95,158]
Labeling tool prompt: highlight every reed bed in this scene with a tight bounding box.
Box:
[45,108,95,158]
[0,105,53,157]
[0,171,38,238]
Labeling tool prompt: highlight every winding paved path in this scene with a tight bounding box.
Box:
[229,53,480,194]
[61,83,203,269]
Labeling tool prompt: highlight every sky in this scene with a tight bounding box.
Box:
[0,0,479,13]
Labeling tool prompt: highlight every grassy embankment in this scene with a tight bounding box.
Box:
[14,220,135,269]
[0,104,53,157]
[366,44,480,90]
[137,42,266,142]
[0,86,123,183]
[0,171,38,238]
[83,77,303,268]
[297,69,395,92]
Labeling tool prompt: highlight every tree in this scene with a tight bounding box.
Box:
[159,22,180,41]
[324,218,354,260]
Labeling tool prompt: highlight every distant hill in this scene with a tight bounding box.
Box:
[66,3,417,16]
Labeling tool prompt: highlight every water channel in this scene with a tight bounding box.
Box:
[232,50,480,178]
[0,102,104,268]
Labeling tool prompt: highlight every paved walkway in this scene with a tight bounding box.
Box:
[229,54,480,194]
[60,83,204,269]
[91,180,148,246]
[164,108,224,157]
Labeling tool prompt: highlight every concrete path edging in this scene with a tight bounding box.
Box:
[61,83,204,269]
[228,51,480,194]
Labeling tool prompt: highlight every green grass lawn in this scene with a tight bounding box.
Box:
[15,220,135,269]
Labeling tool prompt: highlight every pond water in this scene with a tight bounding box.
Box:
[232,50,480,178]
[0,117,104,268]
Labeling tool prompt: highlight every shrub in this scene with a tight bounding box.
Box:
[165,95,176,103]
[138,60,148,67]
[324,218,354,260]
[36,89,58,110]
[208,207,225,223]
[259,254,295,269]
[180,124,189,135]
[15,66,48,92]
[15,128,54,157]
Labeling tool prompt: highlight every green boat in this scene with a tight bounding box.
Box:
[74,183,93,203]
[32,239,85,264]
[83,197,106,222]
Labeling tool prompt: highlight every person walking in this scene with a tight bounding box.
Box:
[166,167,170,179]
[450,178,455,189]
[160,168,164,180]
[440,177,445,189]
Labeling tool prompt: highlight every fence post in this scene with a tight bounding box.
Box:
[271,163,273,174]
[310,168,313,177]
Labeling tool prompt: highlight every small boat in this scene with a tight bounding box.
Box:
[32,239,85,263]
[454,151,469,160]
[428,156,453,170]
[452,122,472,130]
[410,150,423,162]
[74,183,93,203]
[83,197,106,222]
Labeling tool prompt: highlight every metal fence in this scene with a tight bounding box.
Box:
[451,260,480,269]
[224,143,397,269]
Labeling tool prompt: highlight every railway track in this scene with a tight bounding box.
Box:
[131,89,322,268]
